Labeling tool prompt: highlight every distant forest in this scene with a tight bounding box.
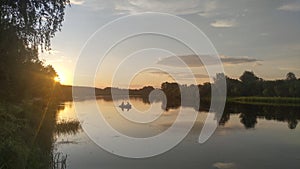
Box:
[61,71,300,109]
[67,71,300,99]
[161,71,300,98]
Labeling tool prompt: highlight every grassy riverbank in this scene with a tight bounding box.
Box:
[0,99,61,169]
[228,97,300,106]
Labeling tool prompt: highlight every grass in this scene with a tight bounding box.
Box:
[55,120,81,136]
[228,97,300,106]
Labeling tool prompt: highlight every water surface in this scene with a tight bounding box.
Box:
[54,97,300,169]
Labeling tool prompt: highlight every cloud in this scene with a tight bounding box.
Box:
[177,73,208,79]
[72,0,217,15]
[278,2,300,12]
[213,162,236,169]
[70,0,85,5]
[157,55,204,67]
[197,1,218,17]
[220,55,260,64]
[157,55,260,67]
[143,69,208,79]
[118,0,204,15]
[146,70,169,75]
[211,19,237,28]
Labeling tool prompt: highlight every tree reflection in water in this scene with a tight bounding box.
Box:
[219,103,299,129]
[95,96,300,130]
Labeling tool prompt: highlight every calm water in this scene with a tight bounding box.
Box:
[54,97,300,169]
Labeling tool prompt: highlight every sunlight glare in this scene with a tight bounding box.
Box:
[54,76,60,83]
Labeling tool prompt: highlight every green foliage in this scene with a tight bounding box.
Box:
[0,0,70,168]
[0,0,70,50]
[156,71,300,108]
[0,26,59,102]
[228,71,300,98]
[0,103,29,169]
[0,0,70,101]
[0,100,64,169]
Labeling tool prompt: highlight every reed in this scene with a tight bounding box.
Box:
[55,120,81,136]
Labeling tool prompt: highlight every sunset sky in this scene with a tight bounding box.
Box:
[40,0,300,88]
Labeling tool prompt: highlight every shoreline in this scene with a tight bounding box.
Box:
[227,97,300,107]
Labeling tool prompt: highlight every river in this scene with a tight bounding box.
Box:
[53,97,300,169]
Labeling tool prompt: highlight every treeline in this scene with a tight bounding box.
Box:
[67,71,300,107]
[117,71,300,108]
[225,71,300,97]
[95,86,155,97]
[155,71,300,99]
[0,1,70,169]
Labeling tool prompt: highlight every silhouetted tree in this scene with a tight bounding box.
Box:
[0,0,70,102]
[286,72,296,81]
[199,82,211,98]
[0,0,70,50]
[161,82,181,108]
[262,81,276,96]
[240,71,259,83]
[226,76,243,97]
[0,1,69,168]
[239,71,263,96]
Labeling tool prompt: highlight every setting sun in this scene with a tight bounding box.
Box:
[54,76,60,83]
[53,71,69,84]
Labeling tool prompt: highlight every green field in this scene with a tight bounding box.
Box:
[228,97,300,106]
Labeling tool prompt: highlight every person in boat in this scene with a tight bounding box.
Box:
[126,102,130,107]
[121,101,125,106]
